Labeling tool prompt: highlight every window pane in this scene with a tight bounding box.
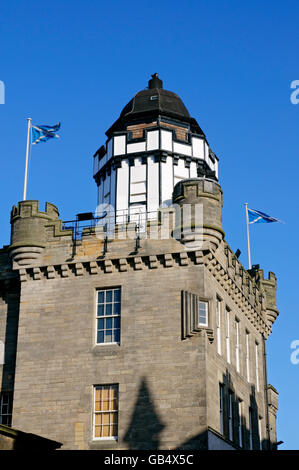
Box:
[98,291,105,304]
[102,425,110,437]
[110,396,118,411]
[106,318,112,329]
[113,302,120,315]
[110,386,117,398]
[95,400,101,412]
[111,425,117,437]
[102,399,109,411]
[97,304,104,316]
[98,318,104,330]
[199,302,208,324]
[113,329,120,344]
[94,425,101,438]
[95,414,102,425]
[110,388,118,408]
[113,317,120,329]
[2,396,8,405]
[199,302,207,313]
[106,291,113,303]
[105,330,112,342]
[106,304,112,316]
[97,330,104,343]
[102,413,110,424]
[114,289,121,302]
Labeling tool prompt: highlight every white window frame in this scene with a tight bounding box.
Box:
[255,342,260,392]
[219,384,224,435]
[235,318,240,373]
[246,330,250,382]
[258,416,263,450]
[228,391,233,441]
[96,288,121,345]
[225,307,231,364]
[216,297,222,355]
[198,300,209,327]
[237,399,243,448]
[93,384,118,440]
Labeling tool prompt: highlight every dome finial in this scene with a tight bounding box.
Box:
[148,73,163,89]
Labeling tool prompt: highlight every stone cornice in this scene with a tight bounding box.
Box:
[17,251,201,282]
[14,245,270,336]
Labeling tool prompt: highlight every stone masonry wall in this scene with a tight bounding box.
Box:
[3,199,278,450]
[12,261,210,450]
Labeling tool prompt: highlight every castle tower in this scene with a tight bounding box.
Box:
[93,74,218,226]
[0,76,279,450]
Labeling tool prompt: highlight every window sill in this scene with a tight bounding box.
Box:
[89,438,118,450]
[92,343,120,356]
[93,437,117,441]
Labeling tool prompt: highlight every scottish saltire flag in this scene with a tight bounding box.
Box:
[248,208,281,224]
[32,122,61,145]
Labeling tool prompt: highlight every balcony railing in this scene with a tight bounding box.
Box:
[62,208,159,241]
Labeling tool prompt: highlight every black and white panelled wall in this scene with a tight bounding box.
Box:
[94,126,219,224]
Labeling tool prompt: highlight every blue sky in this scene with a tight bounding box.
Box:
[0,0,298,449]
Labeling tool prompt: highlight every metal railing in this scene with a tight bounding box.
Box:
[62,208,159,241]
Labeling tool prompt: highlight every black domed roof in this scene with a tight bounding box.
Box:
[120,88,190,121]
[106,74,204,137]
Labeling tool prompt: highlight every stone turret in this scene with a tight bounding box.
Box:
[9,201,60,267]
[267,384,279,448]
[258,269,279,330]
[172,177,224,250]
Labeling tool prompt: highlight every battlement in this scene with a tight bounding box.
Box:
[10,200,59,222]
[223,244,279,331]
[172,178,224,250]
[9,201,72,268]
[258,269,279,328]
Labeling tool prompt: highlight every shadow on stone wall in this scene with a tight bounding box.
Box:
[123,377,165,450]
[123,371,273,450]
[0,278,20,422]
[216,369,271,450]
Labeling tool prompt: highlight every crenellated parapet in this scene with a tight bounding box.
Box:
[206,249,270,336]
[222,244,280,333]
[9,201,72,268]
[172,177,224,250]
[257,270,279,329]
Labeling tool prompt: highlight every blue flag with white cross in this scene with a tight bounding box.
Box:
[32,122,61,145]
[248,208,281,224]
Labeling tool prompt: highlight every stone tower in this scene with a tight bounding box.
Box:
[0,75,279,450]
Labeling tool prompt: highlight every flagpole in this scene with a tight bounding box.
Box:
[245,202,252,269]
[23,117,32,201]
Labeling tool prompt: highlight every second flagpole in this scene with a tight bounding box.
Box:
[23,117,32,201]
[245,202,252,269]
